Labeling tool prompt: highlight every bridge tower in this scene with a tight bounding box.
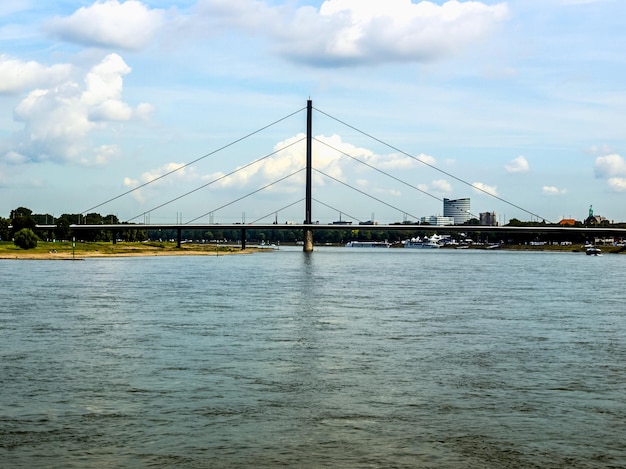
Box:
[303,99,314,252]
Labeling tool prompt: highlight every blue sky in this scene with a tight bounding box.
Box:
[1,0,624,225]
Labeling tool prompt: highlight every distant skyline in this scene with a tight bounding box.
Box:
[1,0,625,224]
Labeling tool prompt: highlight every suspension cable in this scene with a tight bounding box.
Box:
[250,198,305,224]
[314,107,553,223]
[313,137,442,203]
[186,168,305,224]
[313,168,421,221]
[314,137,480,219]
[312,197,361,223]
[125,137,305,223]
[81,106,306,215]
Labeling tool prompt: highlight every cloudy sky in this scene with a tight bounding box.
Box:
[1,0,624,225]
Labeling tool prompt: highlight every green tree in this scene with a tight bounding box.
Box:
[0,217,9,241]
[14,228,39,249]
[10,206,36,234]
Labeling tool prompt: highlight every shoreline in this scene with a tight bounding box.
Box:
[2,241,623,259]
[0,241,267,260]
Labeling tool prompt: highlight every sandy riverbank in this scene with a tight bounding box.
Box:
[0,242,265,260]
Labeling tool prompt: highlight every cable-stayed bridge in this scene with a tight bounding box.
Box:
[47,100,626,251]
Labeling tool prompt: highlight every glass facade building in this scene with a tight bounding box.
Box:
[443,198,470,225]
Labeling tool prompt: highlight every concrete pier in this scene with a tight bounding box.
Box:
[303,228,314,252]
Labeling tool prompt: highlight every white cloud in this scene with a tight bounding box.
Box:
[45,0,166,50]
[542,185,567,195]
[43,0,508,66]
[92,144,121,166]
[82,54,131,106]
[124,162,191,203]
[221,133,362,190]
[592,153,626,192]
[122,133,425,204]
[417,153,437,166]
[198,0,509,67]
[505,155,530,173]
[472,181,498,196]
[3,150,28,165]
[587,144,614,157]
[140,162,187,184]
[4,53,152,166]
[431,179,452,193]
[607,178,626,192]
[594,153,626,178]
[216,133,304,189]
[0,55,72,94]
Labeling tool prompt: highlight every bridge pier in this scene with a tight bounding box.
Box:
[177,228,182,248]
[303,228,313,252]
[241,229,246,250]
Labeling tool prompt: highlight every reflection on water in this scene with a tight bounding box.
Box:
[1,249,625,468]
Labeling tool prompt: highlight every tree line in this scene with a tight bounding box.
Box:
[0,207,147,244]
[2,207,624,248]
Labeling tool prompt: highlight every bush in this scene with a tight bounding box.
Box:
[14,228,39,249]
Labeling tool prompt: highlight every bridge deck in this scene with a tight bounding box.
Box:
[60,223,626,235]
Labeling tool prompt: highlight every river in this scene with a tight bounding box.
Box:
[1,248,624,468]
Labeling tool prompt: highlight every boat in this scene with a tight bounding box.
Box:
[259,241,278,249]
[404,235,441,249]
[345,241,390,248]
[586,247,602,256]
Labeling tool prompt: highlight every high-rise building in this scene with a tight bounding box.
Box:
[443,198,470,225]
[479,212,498,226]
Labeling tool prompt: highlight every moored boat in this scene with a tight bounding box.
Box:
[345,241,390,248]
[586,247,602,256]
[404,235,441,249]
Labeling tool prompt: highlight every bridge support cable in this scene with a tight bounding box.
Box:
[314,106,553,224]
[313,137,480,221]
[186,168,305,224]
[313,168,421,222]
[313,136,442,202]
[80,106,307,216]
[311,198,361,224]
[125,137,306,223]
[250,198,305,224]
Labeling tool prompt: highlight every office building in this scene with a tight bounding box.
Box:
[443,198,470,225]
[479,212,498,226]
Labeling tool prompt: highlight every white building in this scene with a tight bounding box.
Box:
[443,198,470,225]
[420,215,455,226]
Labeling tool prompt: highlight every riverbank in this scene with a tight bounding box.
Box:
[0,241,263,259]
[3,240,624,259]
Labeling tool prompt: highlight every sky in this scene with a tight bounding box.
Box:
[1,0,625,225]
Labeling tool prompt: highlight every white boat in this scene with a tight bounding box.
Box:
[259,241,278,249]
[586,247,602,256]
[404,235,441,249]
[345,241,390,248]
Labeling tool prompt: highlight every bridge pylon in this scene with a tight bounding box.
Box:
[304,99,314,252]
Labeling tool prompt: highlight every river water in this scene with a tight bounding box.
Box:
[1,248,624,468]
